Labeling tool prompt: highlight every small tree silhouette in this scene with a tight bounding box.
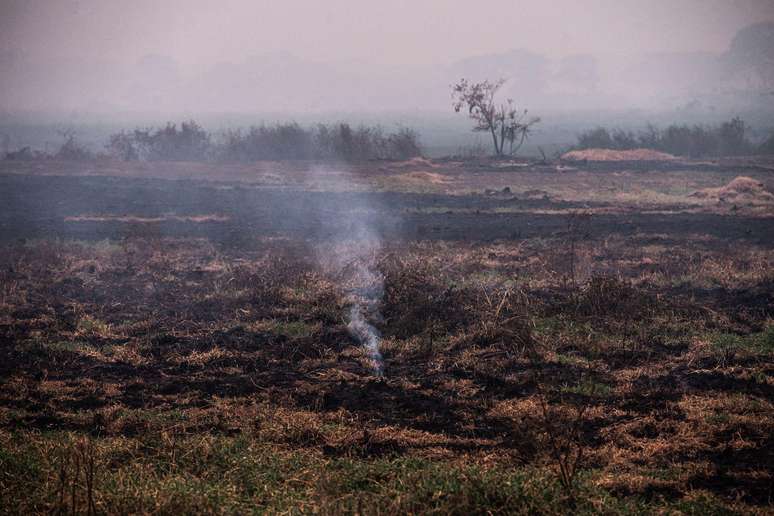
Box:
[452,78,540,157]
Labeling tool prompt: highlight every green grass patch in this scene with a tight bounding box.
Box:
[0,431,745,515]
[710,326,774,356]
[271,320,320,338]
[77,316,111,335]
[560,378,612,398]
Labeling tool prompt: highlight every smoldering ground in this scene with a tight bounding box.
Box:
[301,165,401,376]
[2,156,774,513]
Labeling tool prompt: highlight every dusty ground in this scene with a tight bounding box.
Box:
[0,157,772,514]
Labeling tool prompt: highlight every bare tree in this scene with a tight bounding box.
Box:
[452,78,540,157]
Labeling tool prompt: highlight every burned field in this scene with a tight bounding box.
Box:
[1,159,773,514]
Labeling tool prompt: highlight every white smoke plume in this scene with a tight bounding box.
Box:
[325,230,385,376]
[345,267,385,376]
[307,165,391,376]
[347,305,384,376]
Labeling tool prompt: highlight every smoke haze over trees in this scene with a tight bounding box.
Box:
[1,1,773,115]
[1,1,773,158]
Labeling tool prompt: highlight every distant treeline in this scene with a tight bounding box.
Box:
[576,118,774,157]
[5,121,422,162]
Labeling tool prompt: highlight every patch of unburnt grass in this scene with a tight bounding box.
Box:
[8,429,736,515]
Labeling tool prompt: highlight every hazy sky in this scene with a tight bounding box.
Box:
[3,0,774,67]
[2,0,773,115]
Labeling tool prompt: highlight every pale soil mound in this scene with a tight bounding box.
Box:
[562,148,676,161]
[394,171,449,184]
[393,157,438,169]
[692,176,774,204]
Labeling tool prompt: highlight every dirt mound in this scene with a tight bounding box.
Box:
[394,171,449,184]
[392,157,438,169]
[562,148,676,162]
[692,176,774,204]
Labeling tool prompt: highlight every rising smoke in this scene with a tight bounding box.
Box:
[306,165,393,376]
[339,236,385,376]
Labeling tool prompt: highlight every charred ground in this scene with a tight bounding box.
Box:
[1,157,773,514]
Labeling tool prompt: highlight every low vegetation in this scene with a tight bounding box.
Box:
[7,121,423,164]
[217,123,422,162]
[575,117,774,157]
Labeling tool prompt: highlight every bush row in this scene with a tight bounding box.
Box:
[107,121,422,162]
[576,118,773,157]
[6,120,422,163]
